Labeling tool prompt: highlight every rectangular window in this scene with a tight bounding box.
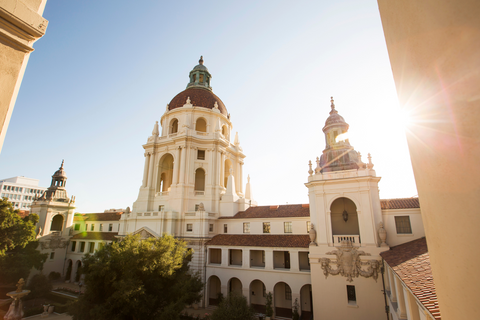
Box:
[243,222,250,233]
[89,242,95,253]
[109,224,113,231]
[284,222,292,233]
[50,252,55,259]
[195,204,199,211]
[91,224,94,231]
[285,285,292,300]
[71,241,76,252]
[19,188,22,192]
[85,224,88,231]
[99,224,103,232]
[224,224,228,233]
[347,285,356,305]
[159,205,164,211]
[307,221,311,233]
[80,242,86,252]
[197,150,205,160]
[209,224,214,232]
[395,216,412,234]
[74,224,80,231]
[186,224,193,232]
[263,222,270,234]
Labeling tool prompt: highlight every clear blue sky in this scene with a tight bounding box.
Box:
[0,1,417,212]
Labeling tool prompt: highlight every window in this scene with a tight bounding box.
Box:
[170,119,178,134]
[50,252,55,259]
[307,221,311,233]
[209,224,214,232]
[243,222,250,233]
[89,242,95,253]
[347,285,356,305]
[197,150,205,160]
[195,204,199,211]
[99,224,103,231]
[91,224,94,231]
[194,168,205,191]
[284,222,292,233]
[395,216,412,234]
[263,222,270,234]
[224,224,228,233]
[71,241,76,252]
[285,285,292,300]
[186,224,193,232]
[74,224,80,231]
[109,224,113,231]
[159,205,164,211]
[80,242,86,252]
[85,224,88,231]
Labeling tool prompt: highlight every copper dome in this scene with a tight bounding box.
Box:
[168,87,228,116]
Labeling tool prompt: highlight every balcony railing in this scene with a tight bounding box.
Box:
[333,235,361,246]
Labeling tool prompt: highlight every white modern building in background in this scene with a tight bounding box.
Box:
[32,59,438,320]
[0,176,47,210]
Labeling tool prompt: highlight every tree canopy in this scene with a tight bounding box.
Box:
[0,198,47,284]
[69,234,203,320]
[209,293,256,320]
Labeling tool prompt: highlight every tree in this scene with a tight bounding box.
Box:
[0,198,47,284]
[69,234,203,320]
[265,292,273,318]
[210,293,256,320]
[28,273,52,299]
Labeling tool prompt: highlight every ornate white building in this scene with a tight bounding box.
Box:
[33,58,438,320]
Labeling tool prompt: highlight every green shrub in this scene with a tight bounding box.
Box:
[28,274,52,299]
[48,271,61,281]
[210,293,255,320]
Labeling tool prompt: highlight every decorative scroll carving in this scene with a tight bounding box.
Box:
[320,240,380,282]
[40,233,68,250]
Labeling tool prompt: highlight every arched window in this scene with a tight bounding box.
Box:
[157,154,174,192]
[222,125,229,140]
[170,119,178,134]
[195,168,206,191]
[330,197,360,239]
[196,118,207,132]
[51,214,64,231]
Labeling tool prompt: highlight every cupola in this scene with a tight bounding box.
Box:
[186,56,212,90]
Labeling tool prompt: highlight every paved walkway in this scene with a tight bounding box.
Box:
[25,313,72,320]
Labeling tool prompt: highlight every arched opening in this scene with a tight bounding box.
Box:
[156,154,174,193]
[194,168,205,192]
[50,215,64,231]
[170,118,178,134]
[221,125,229,140]
[65,259,73,282]
[196,118,207,132]
[208,276,221,306]
[250,280,266,314]
[330,197,360,244]
[274,282,292,318]
[224,159,232,188]
[300,284,313,320]
[74,260,82,282]
[228,277,242,296]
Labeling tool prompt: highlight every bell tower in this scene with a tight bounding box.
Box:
[306,98,388,320]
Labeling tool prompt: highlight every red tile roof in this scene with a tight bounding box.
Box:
[70,232,118,241]
[74,212,122,222]
[381,238,440,320]
[380,198,420,210]
[206,234,310,248]
[220,204,310,219]
[168,87,228,115]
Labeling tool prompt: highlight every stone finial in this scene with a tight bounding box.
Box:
[309,223,317,246]
[308,160,313,176]
[152,121,159,137]
[214,101,219,110]
[229,168,233,175]
[60,160,64,169]
[186,97,191,105]
[367,153,374,169]
[234,132,240,145]
[330,96,335,109]
[315,157,321,174]
[199,56,204,65]
[247,175,250,183]
[378,221,387,247]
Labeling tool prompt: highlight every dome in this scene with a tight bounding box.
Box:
[52,160,67,178]
[168,87,228,116]
[322,97,349,132]
[193,64,208,72]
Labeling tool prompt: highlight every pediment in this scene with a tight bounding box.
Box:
[132,227,159,239]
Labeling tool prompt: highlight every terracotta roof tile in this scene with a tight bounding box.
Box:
[70,232,118,241]
[220,204,310,219]
[206,234,310,248]
[381,238,440,320]
[74,212,122,222]
[380,198,420,210]
[168,87,227,115]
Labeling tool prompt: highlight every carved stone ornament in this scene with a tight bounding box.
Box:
[40,233,68,250]
[320,240,380,282]
[198,202,205,212]
[378,221,388,247]
[309,223,317,246]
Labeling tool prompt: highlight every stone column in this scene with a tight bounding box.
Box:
[290,250,299,272]
[220,152,226,188]
[172,147,180,185]
[239,161,243,194]
[147,151,155,188]
[395,277,407,319]
[264,249,273,270]
[142,153,149,187]
[179,147,186,184]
